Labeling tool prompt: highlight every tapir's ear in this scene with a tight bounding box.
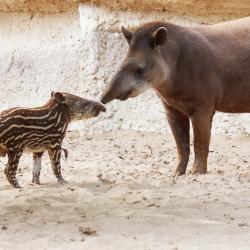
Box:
[151,27,168,48]
[121,26,133,44]
[52,92,65,102]
[51,91,55,97]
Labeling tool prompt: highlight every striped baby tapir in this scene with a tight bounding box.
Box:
[0,91,106,188]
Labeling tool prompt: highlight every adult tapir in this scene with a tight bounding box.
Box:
[101,17,250,177]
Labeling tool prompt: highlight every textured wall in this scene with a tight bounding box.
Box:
[78,4,250,136]
[0,2,250,136]
[0,11,83,120]
[0,0,77,12]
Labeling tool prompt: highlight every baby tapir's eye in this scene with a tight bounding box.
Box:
[134,67,144,78]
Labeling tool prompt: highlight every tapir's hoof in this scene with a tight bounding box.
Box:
[32,179,41,185]
[171,168,186,177]
[13,184,21,189]
[191,168,207,175]
[32,175,41,185]
[58,178,68,184]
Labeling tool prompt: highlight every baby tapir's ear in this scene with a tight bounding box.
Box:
[51,91,65,102]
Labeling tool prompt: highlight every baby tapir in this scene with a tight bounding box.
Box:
[0,91,106,188]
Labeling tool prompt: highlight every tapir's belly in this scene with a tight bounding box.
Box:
[24,146,48,154]
[216,83,250,113]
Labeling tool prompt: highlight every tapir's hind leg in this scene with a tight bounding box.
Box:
[32,152,44,185]
[4,151,22,188]
[163,103,190,177]
[191,111,214,174]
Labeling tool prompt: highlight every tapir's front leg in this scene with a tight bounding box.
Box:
[191,111,214,174]
[32,152,44,184]
[48,146,67,184]
[163,103,190,177]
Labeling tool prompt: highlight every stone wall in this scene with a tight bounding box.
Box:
[1,1,250,136]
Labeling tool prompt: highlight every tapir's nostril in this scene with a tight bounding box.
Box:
[100,96,107,104]
[99,104,106,112]
[93,102,106,113]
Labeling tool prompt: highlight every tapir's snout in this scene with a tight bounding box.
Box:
[100,94,111,104]
[100,71,129,104]
[101,83,136,104]
[100,95,106,104]
[100,85,116,104]
[62,92,106,120]
[86,101,106,118]
[101,62,149,104]
[93,102,106,114]
[101,81,132,104]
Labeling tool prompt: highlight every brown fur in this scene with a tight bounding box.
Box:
[101,17,250,176]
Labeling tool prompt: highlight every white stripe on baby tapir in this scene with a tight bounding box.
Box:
[0,121,59,138]
[4,124,62,144]
[59,121,67,133]
[0,124,51,139]
[0,103,57,117]
[0,96,70,188]
[0,109,59,128]
[54,111,63,128]
[0,108,55,124]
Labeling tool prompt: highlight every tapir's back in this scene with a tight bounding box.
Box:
[193,17,250,112]
[0,100,68,151]
[195,17,250,56]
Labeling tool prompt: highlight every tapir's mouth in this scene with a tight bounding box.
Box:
[91,104,106,117]
[117,89,134,101]
[101,87,138,104]
[71,103,106,120]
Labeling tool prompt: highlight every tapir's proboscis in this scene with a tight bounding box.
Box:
[101,17,250,176]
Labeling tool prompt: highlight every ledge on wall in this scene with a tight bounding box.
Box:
[0,0,77,13]
[80,0,250,21]
[0,0,250,21]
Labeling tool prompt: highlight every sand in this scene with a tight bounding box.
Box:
[0,130,249,250]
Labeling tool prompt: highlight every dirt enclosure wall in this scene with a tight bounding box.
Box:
[1,0,250,135]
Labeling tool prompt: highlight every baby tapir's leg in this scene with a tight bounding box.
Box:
[4,151,23,188]
[61,148,68,159]
[32,152,44,185]
[48,146,67,184]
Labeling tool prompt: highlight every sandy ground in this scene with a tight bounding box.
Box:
[0,130,250,250]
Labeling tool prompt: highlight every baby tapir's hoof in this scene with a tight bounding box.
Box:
[4,168,21,188]
[57,177,68,184]
[32,176,41,185]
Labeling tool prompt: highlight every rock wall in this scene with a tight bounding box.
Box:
[0,0,76,12]
[0,10,84,127]
[1,1,250,136]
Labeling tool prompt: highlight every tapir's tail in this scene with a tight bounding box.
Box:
[62,148,68,160]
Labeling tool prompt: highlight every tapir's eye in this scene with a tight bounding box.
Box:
[134,67,144,78]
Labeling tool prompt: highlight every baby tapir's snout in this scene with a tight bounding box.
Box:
[85,100,106,118]
[62,93,106,121]
[91,101,107,115]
